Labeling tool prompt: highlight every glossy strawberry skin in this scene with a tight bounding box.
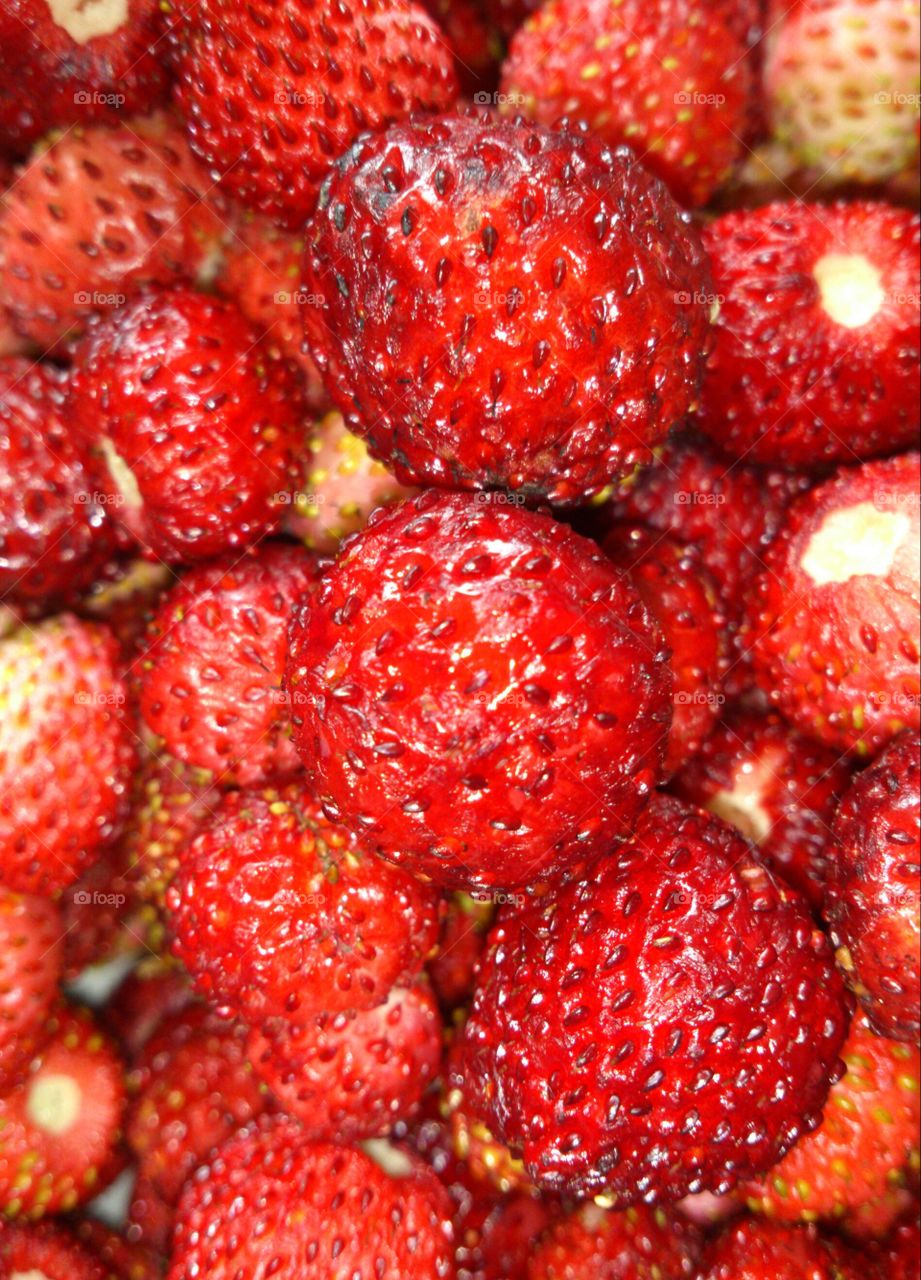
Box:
[428,892,494,1010]
[699,1218,866,1280]
[286,490,672,891]
[462,794,850,1203]
[0,1221,108,1280]
[0,889,61,1087]
[302,113,712,505]
[70,288,310,563]
[167,783,440,1024]
[825,731,921,1042]
[527,1203,701,1280]
[168,0,458,228]
[699,202,921,466]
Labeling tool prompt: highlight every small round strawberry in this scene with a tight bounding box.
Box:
[699,1219,866,1280]
[70,288,310,563]
[166,783,440,1024]
[168,0,458,228]
[672,708,853,908]
[698,201,921,467]
[0,114,226,351]
[167,1118,456,1278]
[526,1203,701,1280]
[0,1006,125,1218]
[603,524,727,777]
[751,452,921,756]
[500,0,753,207]
[302,113,712,504]
[139,543,323,786]
[428,892,495,1011]
[0,614,135,896]
[461,794,850,1203]
[0,1221,108,1280]
[246,981,442,1141]
[286,490,672,891]
[825,731,920,1042]
[0,889,62,1086]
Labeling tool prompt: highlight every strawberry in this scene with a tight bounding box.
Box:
[167,1118,456,1278]
[0,0,170,151]
[0,614,135,896]
[77,560,174,668]
[526,1203,701,1280]
[751,452,921,756]
[672,708,853,908]
[286,490,672,891]
[478,1195,557,1279]
[60,841,145,982]
[302,113,712,505]
[166,783,440,1024]
[0,114,227,351]
[603,524,728,777]
[698,202,921,467]
[0,889,62,1086]
[421,0,504,96]
[500,0,753,207]
[744,1012,920,1235]
[168,0,458,228]
[70,288,310,563]
[104,961,195,1059]
[126,1005,269,1207]
[139,543,323,786]
[825,730,920,1042]
[72,1220,164,1280]
[461,794,850,1203]
[428,892,495,1011]
[0,1221,108,1280]
[869,1209,921,1279]
[0,1005,125,1218]
[126,1174,176,1257]
[699,1219,866,1279]
[246,980,442,1141]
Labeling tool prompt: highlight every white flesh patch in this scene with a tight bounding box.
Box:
[46,0,129,43]
[802,502,910,586]
[709,771,773,845]
[814,253,885,329]
[25,1073,82,1136]
[363,1139,414,1179]
[100,436,143,511]
[12,1272,52,1280]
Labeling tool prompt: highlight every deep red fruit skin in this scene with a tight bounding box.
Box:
[825,731,920,1042]
[286,490,672,891]
[167,1118,457,1278]
[672,708,853,909]
[0,0,170,150]
[420,0,504,96]
[0,889,61,1087]
[699,202,921,466]
[0,1221,108,1280]
[139,544,323,786]
[699,1219,865,1280]
[869,1210,921,1280]
[527,1203,700,1280]
[168,0,458,228]
[302,113,712,505]
[428,892,494,1010]
[462,794,850,1203]
[603,524,727,777]
[70,288,309,562]
[72,1219,164,1280]
[751,453,921,756]
[167,783,440,1024]
[104,962,196,1060]
[246,981,442,1141]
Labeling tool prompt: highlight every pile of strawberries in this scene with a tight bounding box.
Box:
[0,0,919,1276]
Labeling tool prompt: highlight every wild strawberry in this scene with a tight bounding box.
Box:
[0,889,62,1086]
[699,1219,867,1279]
[167,1118,456,1278]
[527,1203,701,1280]
[672,708,853,908]
[59,842,145,981]
[461,794,850,1202]
[699,202,921,467]
[0,614,135,896]
[428,892,495,1011]
[286,490,672,891]
[70,288,310,563]
[825,731,920,1042]
[166,783,440,1024]
[0,1221,108,1280]
[168,0,458,228]
[751,452,920,756]
[302,113,712,504]
[139,543,323,786]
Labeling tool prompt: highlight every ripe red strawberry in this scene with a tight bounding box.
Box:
[104,961,195,1060]
[751,452,921,756]
[70,288,310,563]
[168,0,458,228]
[428,892,495,1011]
[0,0,170,151]
[698,202,921,466]
[286,490,672,891]
[167,1118,456,1278]
[0,1221,108,1280]
[744,1013,920,1234]
[421,0,504,96]
[672,708,853,908]
[72,1220,164,1280]
[825,731,921,1042]
[603,524,727,777]
[500,0,753,207]
[59,841,144,982]
[139,543,322,786]
[0,1006,125,1218]
[77,559,174,668]
[0,114,226,351]
[126,1173,176,1257]
[126,1004,269,1207]
[699,1219,866,1279]
[527,1203,701,1280]
[0,614,135,895]
[302,113,712,504]
[0,889,61,1086]
[246,980,442,1141]
[166,783,440,1023]
[461,794,850,1202]
[869,1209,921,1280]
